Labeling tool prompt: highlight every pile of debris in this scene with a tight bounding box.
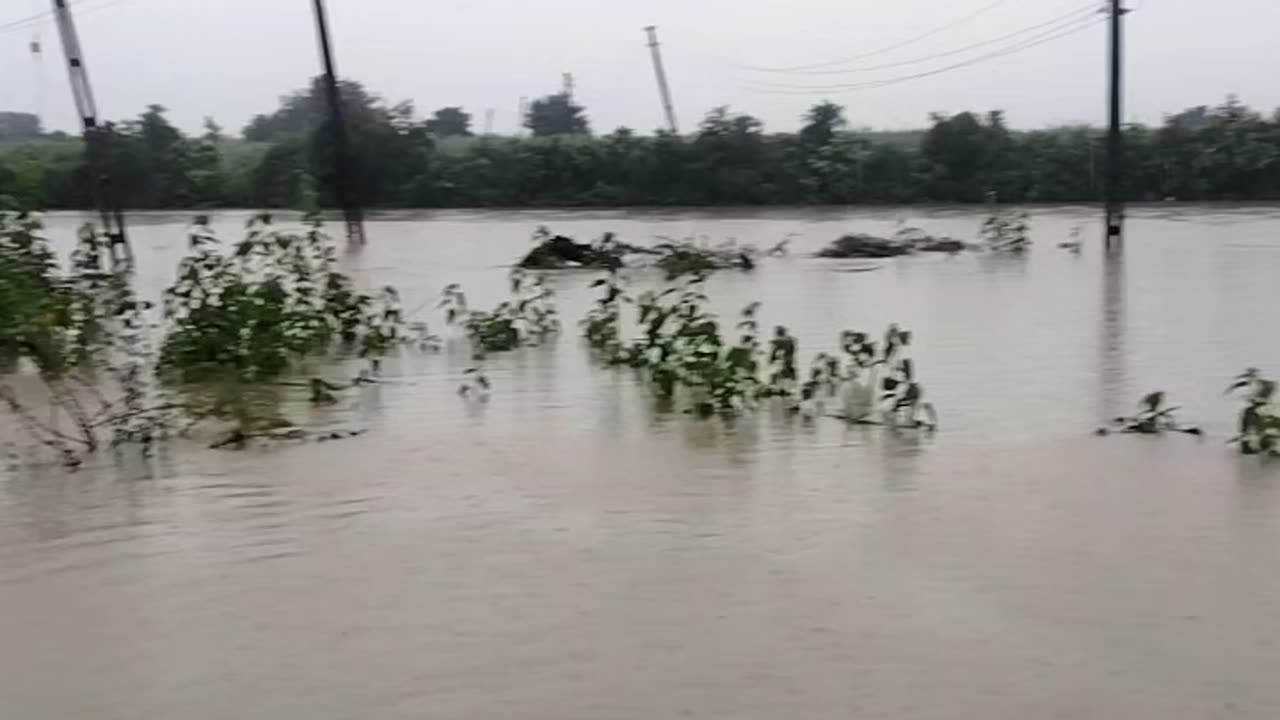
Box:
[516,227,757,278]
[517,228,632,270]
[816,227,968,259]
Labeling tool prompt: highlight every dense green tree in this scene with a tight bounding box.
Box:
[5,92,1280,210]
[0,112,41,140]
[524,93,590,137]
[202,117,224,144]
[424,107,473,137]
[241,78,386,142]
[800,101,846,148]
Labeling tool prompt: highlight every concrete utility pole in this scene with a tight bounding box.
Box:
[644,26,678,134]
[311,0,365,245]
[50,0,130,271]
[1104,0,1126,252]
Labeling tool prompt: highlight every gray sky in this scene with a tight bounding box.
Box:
[1,0,1276,136]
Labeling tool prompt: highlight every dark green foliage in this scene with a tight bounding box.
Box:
[524,93,590,137]
[800,102,847,148]
[624,276,760,414]
[816,228,967,258]
[0,211,85,373]
[652,238,756,279]
[424,107,473,138]
[157,214,400,385]
[578,269,931,420]
[440,270,559,357]
[8,95,1280,209]
[518,227,625,270]
[581,270,625,359]
[817,234,910,259]
[579,271,933,423]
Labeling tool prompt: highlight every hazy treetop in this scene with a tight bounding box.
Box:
[0,0,1275,135]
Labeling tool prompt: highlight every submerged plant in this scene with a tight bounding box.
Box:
[814,325,936,428]
[652,236,756,280]
[583,272,763,414]
[762,326,798,398]
[1097,391,1202,437]
[1228,369,1279,456]
[156,214,402,444]
[440,270,560,397]
[579,271,935,424]
[441,269,559,357]
[980,194,1031,252]
[0,211,175,462]
[582,268,627,361]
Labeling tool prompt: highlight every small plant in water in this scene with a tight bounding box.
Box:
[440,270,559,397]
[980,193,1031,252]
[441,270,559,356]
[1097,391,1202,436]
[812,325,936,428]
[582,269,627,361]
[1228,369,1279,456]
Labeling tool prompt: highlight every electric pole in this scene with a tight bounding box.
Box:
[50,0,131,272]
[311,0,365,245]
[562,73,575,102]
[484,108,495,136]
[644,26,678,134]
[1104,0,1126,252]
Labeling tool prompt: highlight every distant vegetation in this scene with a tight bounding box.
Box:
[2,79,1280,210]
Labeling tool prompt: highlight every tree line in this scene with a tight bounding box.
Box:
[2,78,1279,210]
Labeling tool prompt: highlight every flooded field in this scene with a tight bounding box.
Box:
[3,206,1280,719]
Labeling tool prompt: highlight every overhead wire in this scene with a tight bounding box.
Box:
[744,0,1015,72]
[746,2,1101,76]
[745,13,1105,95]
[0,0,134,37]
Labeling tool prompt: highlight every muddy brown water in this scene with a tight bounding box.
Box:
[3,206,1280,719]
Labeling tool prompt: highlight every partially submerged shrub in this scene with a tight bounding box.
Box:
[1097,391,1201,436]
[816,227,966,259]
[579,271,936,425]
[0,211,169,461]
[581,269,626,360]
[159,215,400,384]
[653,238,755,280]
[0,211,81,372]
[1228,369,1279,456]
[440,269,559,356]
[816,233,908,259]
[980,197,1031,252]
[810,325,937,429]
[156,214,403,444]
[440,269,559,398]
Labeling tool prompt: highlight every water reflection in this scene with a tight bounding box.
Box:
[1101,242,1128,421]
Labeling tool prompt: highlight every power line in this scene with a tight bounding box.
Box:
[746,3,1099,76]
[743,0,1014,73]
[0,0,131,37]
[746,15,1104,95]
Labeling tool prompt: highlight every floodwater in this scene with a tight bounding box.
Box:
[4,205,1280,719]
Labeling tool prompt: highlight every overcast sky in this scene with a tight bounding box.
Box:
[1,0,1276,136]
